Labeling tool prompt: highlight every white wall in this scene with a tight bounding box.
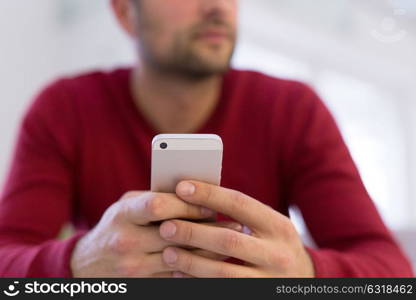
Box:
[0,0,56,182]
[0,0,134,188]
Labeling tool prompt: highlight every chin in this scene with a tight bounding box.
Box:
[195,53,233,72]
[194,54,231,71]
[166,46,234,78]
[182,62,231,79]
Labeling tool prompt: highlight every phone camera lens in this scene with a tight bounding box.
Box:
[160,142,168,149]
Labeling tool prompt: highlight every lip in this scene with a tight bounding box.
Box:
[195,30,230,43]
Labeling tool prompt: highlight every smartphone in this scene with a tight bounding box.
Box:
[151,134,223,193]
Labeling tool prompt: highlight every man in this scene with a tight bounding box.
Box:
[0,0,412,277]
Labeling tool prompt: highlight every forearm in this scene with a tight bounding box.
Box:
[0,231,86,278]
[306,241,414,278]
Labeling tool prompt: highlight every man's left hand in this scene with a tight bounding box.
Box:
[159,180,315,278]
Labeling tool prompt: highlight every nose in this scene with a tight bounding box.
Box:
[200,0,237,19]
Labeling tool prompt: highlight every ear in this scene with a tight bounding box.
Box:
[111,0,138,38]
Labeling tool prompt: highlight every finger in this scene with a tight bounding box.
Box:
[107,224,192,255]
[160,220,268,266]
[191,249,229,261]
[208,221,243,232]
[193,220,244,261]
[176,181,283,235]
[153,272,174,278]
[154,271,194,278]
[162,247,258,278]
[137,226,181,253]
[142,220,243,253]
[141,253,175,274]
[145,221,242,253]
[120,192,216,225]
[172,271,194,278]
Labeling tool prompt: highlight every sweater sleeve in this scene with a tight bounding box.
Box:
[282,83,413,277]
[0,81,86,277]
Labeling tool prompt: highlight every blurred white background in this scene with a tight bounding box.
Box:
[0,0,415,269]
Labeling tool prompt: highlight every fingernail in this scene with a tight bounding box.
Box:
[173,271,184,278]
[163,248,178,265]
[160,221,177,239]
[200,207,215,217]
[177,182,195,196]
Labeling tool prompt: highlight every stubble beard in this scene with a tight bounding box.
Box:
[137,21,236,81]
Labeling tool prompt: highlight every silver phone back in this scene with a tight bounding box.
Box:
[151,134,223,193]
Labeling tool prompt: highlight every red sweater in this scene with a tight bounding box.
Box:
[0,68,412,278]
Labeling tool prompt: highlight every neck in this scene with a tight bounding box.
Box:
[130,64,224,133]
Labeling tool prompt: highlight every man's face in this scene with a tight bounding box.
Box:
[132,0,238,78]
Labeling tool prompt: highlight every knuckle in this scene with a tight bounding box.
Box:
[116,259,144,277]
[104,203,124,226]
[116,262,135,277]
[185,202,198,217]
[267,249,292,271]
[219,230,240,253]
[267,250,283,267]
[205,184,215,203]
[180,254,194,273]
[181,223,194,244]
[231,191,249,212]
[145,195,165,218]
[280,218,297,240]
[278,253,292,271]
[109,231,134,255]
[280,255,292,271]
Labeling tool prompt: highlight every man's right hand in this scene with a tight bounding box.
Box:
[70,191,241,277]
